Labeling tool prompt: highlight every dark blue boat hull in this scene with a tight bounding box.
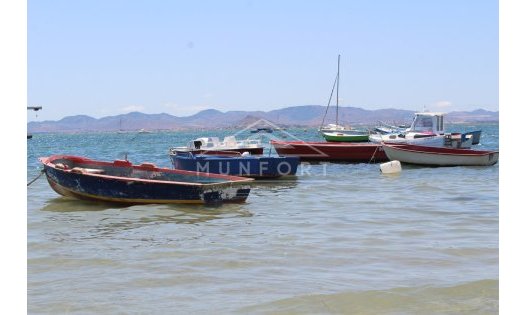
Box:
[42,162,251,205]
[171,153,300,178]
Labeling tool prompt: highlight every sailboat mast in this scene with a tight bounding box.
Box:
[336,54,340,125]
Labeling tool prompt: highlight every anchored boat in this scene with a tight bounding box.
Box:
[318,55,369,142]
[170,136,264,155]
[40,155,253,205]
[171,151,299,178]
[270,140,388,162]
[382,143,499,166]
[321,131,370,142]
[369,112,478,148]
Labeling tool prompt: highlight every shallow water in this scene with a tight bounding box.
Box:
[27,124,498,314]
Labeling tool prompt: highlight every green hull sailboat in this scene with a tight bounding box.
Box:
[321,131,370,142]
[318,55,370,143]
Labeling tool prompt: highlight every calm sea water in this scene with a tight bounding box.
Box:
[27,124,499,314]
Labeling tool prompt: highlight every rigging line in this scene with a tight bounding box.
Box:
[319,73,339,130]
[27,169,45,186]
[336,54,340,125]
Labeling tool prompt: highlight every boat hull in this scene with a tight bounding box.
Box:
[382,144,499,166]
[270,141,388,162]
[40,156,253,205]
[171,153,299,178]
[322,132,370,142]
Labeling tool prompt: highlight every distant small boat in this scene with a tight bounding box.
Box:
[138,128,152,134]
[40,155,253,205]
[382,143,499,166]
[373,121,406,134]
[117,118,127,133]
[27,134,33,139]
[250,127,273,133]
[171,151,300,178]
[270,140,388,162]
[171,136,264,155]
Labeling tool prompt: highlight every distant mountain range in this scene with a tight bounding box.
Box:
[27,105,498,133]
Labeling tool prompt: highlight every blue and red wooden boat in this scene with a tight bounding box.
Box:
[270,140,388,162]
[39,155,253,205]
[170,151,300,178]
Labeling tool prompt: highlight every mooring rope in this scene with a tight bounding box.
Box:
[27,169,45,187]
[368,145,380,164]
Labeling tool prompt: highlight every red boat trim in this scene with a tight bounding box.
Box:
[40,155,254,186]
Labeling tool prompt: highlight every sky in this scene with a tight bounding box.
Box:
[7,2,525,311]
[27,0,498,121]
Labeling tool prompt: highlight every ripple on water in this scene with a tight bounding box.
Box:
[27,125,499,314]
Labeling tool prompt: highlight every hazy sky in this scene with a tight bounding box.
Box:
[28,0,498,121]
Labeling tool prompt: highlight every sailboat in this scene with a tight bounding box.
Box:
[319,55,370,142]
[117,118,127,134]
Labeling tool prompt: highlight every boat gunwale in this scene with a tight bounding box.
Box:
[40,155,254,187]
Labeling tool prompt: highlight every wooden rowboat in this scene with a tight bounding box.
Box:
[40,155,253,205]
[381,143,499,166]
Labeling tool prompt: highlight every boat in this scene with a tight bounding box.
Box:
[138,128,152,134]
[382,143,498,166]
[170,151,300,178]
[373,121,406,134]
[39,155,253,205]
[117,118,127,134]
[318,55,370,142]
[369,112,476,148]
[270,140,388,162]
[321,131,370,142]
[170,136,264,155]
[250,127,273,133]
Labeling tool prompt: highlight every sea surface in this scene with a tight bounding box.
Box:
[27,123,499,314]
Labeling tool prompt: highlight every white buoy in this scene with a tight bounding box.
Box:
[380,160,402,174]
[241,151,251,157]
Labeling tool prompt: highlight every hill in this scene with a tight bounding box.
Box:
[27,105,499,133]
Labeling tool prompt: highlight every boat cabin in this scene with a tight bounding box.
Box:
[189,137,221,150]
[408,112,445,135]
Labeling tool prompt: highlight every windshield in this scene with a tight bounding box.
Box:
[412,116,435,133]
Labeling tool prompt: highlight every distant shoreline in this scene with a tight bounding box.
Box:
[27,105,499,134]
[27,121,499,135]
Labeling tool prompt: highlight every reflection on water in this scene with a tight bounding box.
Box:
[42,197,131,212]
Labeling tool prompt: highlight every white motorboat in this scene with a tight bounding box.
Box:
[382,143,499,166]
[170,136,264,155]
[369,112,474,148]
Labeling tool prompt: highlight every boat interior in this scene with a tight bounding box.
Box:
[47,157,242,184]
